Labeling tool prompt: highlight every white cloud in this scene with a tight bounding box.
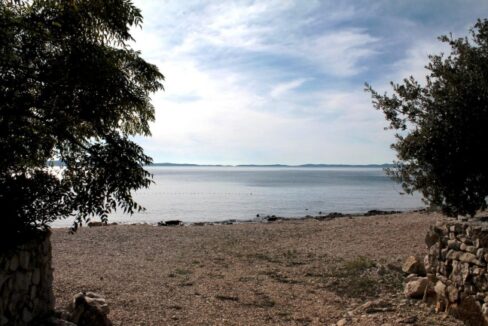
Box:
[129,0,481,164]
[270,79,308,98]
[132,1,378,77]
[299,29,379,77]
[128,1,392,164]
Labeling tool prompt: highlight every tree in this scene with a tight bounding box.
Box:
[366,19,488,217]
[0,0,164,247]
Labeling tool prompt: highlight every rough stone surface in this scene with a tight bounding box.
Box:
[402,256,426,276]
[434,280,446,297]
[69,292,112,326]
[336,318,347,326]
[0,231,54,325]
[427,219,488,325]
[404,277,429,298]
[447,285,459,303]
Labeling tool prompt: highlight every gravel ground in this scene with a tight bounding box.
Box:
[51,211,463,325]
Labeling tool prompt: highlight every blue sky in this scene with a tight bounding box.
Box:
[131,0,488,165]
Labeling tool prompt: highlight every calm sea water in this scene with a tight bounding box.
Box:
[52,166,425,227]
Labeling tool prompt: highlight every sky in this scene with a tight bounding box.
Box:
[130,0,488,165]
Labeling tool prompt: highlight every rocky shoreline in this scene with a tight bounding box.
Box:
[151,209,419,227]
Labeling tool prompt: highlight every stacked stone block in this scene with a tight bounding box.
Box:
[426,219,488,325]
[0,232,55,325]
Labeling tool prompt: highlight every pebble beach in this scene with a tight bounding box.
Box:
[51,211,463,325]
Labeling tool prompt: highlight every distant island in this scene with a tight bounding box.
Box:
[150,162,394,168]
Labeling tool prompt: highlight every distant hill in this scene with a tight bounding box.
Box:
[236,164,289,167]
[296,163,394,168]
[151,163,231,167]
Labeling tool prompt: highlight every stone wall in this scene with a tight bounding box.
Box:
[426,218,488,325]
[0,231,55,325]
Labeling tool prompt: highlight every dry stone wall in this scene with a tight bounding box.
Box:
[426,218,488,325]
[0,232,55,325]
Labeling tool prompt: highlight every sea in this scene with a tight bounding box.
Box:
[70,166,428,226]
[52,166,425,227]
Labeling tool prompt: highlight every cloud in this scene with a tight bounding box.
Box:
[130,0,484,164]
[270,78,308,98]
[299,29,379,77]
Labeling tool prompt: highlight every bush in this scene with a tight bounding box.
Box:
[366,19,488,217]
[0,0,163,247]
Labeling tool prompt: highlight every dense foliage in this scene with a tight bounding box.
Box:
[366,19,488,217]
[0,0,163,245]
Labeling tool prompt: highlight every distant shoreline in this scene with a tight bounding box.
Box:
[47,161,395,168]
[154,208,427,227]
[148,163,394,168]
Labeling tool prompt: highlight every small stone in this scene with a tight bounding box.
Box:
[460,263,471,282]
[9,255,19,271]
[473,267,486,275]
[457,216,468,222]
[32,268,40,285]
[336,318,347,326]
[84,292,110,315]
[476,233,488,248]
[463,283,476,295]
[477,248,486,258]
[475,292,485,301]
[70,291,111,326]
[30,285,37,300]
[447,239,461,250]
[398,315,417,324]
[447,285,458,303]
[448,295,486,326]
[402,256,426,276]
[425,231,439,248]
[15,272,30,291]
[19,251,30,270]
[454,223,464,232]
[459,252,484,266]
[0,274,9,292]
[358,299,394,314]
[440,248,448,260]
[404,277,430,299]
[446,250,462,261]
[482,303,488,316]
[22,308,33,323]
[434,280,446,297]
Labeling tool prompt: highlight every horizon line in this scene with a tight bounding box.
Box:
[149,162,394,167]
